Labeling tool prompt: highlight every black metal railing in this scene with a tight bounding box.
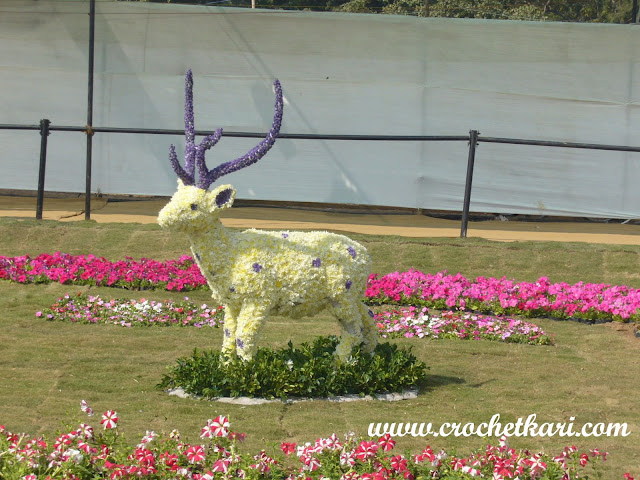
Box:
[2,120,640,237]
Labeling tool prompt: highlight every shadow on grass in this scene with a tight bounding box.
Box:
[420,374,466,390]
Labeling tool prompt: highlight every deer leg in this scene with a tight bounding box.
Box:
[221,304,238,357]
[359,303,378,355]
[330,301,365,361]
[235,303,269,361]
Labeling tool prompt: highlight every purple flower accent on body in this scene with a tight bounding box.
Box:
[345,280,352,290]
[312,258,321,268]
[282,232,289,239]
[252,263,263,273]
[236,338,244,349]
[229,286,235,292]
[347,246,357,259]
[224,328,231,338]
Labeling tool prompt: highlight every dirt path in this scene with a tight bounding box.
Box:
[3,195,640,245]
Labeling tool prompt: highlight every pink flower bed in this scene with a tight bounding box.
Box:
[37,293,549,345]
[0,252,206,291]
[367,270,640,323]
[37,293,224,328]
[3,253,640,323]
[0,401,628,480]
[375,307,552,345]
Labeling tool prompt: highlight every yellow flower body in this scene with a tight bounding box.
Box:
[158,182,377,360]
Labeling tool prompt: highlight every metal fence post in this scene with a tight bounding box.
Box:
[85,0,96,221]
[460,129,479,238]
[36,119,51,220]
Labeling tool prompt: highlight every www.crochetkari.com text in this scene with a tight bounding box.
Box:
[368,414,630,438]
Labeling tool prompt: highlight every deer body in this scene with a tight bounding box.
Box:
[158,71,377,360]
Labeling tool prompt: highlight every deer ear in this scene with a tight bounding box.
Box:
[211,185,236,210]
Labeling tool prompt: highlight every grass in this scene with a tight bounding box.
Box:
[1,217,640,477]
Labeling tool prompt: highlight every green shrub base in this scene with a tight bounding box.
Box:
[158,336,428,400]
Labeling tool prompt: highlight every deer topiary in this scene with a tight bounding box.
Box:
[158,70,377,361]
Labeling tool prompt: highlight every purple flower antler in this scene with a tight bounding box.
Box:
[169,69,283,190]
[196,79,283,190]
[169,69,223,186]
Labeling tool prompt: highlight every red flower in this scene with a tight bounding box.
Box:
[354,441,379,461]
[184,445,206,464]
[361,473,385,480]
[390,455,408,472]
[135,448,155,467]
[161,452,179,469]
[493,460,514,478]
[304,456,321,471]
[212,458,232,473]
[378,433,396,452]
[229,431,246,442]
[100,410,118,430]
[414,447,435,463]
[281,442,296,455]
[80,400,94,417]
[202,415,229,438]
[104,460,121,470]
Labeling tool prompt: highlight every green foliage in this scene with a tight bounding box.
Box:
[334,0,378,13]
[116,0,636,22]
[158,336,428,399]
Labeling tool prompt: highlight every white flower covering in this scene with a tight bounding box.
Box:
[158,182,377,361]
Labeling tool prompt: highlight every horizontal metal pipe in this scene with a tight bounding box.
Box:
[273,134,470,141]
[0,124,41,131]
[4,122,640,152]
[86,126,471,141]
[48,126,88,132]
[481,136,640,153]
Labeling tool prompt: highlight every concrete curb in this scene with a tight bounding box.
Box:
[167,387,419,404]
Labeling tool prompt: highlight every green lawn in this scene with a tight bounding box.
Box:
[1,217,639,477]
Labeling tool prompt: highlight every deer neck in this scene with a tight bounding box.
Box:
[187,218,233,267]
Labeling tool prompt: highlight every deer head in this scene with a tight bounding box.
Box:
[158,70,283,233]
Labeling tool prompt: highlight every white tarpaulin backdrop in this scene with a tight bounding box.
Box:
[1,0,639,217]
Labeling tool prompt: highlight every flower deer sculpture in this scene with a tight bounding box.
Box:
[158,70,377,361]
